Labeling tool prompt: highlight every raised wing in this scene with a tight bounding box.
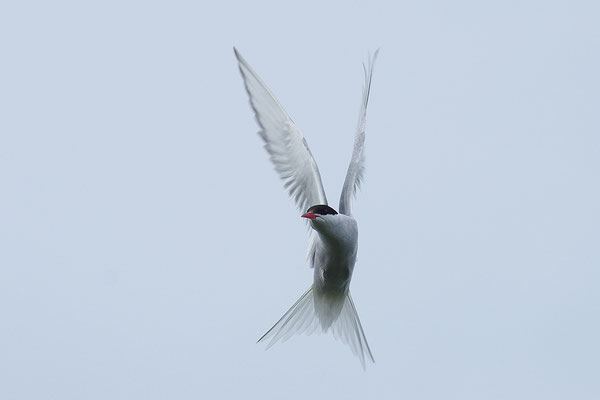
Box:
[339,50,379,216]
[234,48,328,214]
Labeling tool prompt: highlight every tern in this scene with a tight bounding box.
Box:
[234,48,378,368]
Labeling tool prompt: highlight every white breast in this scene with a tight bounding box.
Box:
[311,214,358,295]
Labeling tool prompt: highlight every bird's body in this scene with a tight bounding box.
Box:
[311,213,358,328]
[312,214,357,296]
[234,48,378,368]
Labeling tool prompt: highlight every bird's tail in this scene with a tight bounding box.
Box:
[257,285,375,369]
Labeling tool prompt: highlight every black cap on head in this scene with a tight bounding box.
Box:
[306,204,338,216]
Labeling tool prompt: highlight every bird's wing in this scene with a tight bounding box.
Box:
[234,48,328,214]
[338,50,379,216]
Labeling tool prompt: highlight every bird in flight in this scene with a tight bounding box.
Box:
[234,48,378,369]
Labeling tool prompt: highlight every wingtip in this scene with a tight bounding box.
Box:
[369,48,380,68]
[233,46,242,61]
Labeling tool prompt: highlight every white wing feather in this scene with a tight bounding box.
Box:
[339,50,379,216]
[234,48,328,214]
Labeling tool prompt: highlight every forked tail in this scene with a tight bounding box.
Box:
[258,285,375,369]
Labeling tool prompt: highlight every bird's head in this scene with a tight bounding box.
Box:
[301,204,339,230]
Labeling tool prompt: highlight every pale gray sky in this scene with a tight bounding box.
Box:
[1,0,599,399]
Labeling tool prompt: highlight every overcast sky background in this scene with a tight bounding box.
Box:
[1,0,599,399]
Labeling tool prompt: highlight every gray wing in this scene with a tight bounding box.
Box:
[339,50,379,216]
[234,48,328,213]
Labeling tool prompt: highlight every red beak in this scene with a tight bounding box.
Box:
[301,212,317,219]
